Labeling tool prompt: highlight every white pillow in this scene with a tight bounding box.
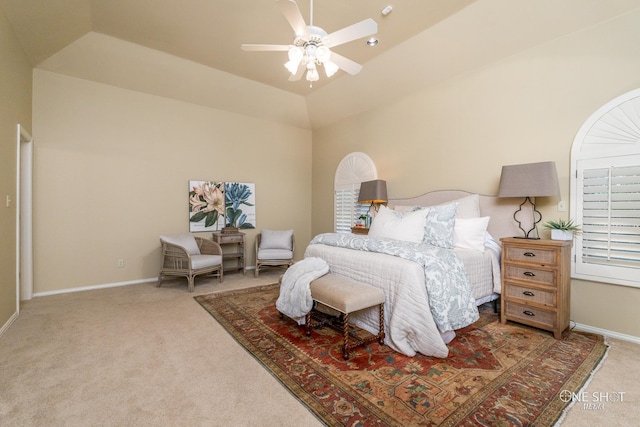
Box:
[450,194,481,219]
[368,205,428,243]
[260,229,293,250]
[160,234,201,255]
[453,217,490,252]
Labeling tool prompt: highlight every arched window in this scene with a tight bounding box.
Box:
[571,88,640,288]
[334,152,378,233]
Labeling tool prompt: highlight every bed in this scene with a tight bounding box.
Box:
[304,190,529,358]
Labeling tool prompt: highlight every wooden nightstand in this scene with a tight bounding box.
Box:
[351,227,369,235]
[500,238,572,339]
[212,231,246,275]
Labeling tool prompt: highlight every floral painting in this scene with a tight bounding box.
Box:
[189,181,225,232]
[188,181,256,232]
[225,182,256,229]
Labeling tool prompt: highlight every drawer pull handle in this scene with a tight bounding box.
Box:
[523,291,535,297]
[523,310,535,317]
[523,271,536,277]
[523,252,536,257]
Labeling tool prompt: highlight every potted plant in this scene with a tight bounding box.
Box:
[543,218,581,241]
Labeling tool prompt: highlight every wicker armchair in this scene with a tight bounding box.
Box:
[255,229,294,277]
[158,234,223,292]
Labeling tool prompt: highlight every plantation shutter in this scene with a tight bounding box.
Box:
[334,153,378,233]
[576,156,640,282]
[335,187,357,233]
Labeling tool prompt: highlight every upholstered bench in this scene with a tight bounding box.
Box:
[306,274,386,360]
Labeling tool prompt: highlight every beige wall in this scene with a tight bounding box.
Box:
[32,70,311,293]
[313,10,640,338]
[0,14,32,327]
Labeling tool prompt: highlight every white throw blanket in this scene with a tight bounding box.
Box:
[275,257,329,323]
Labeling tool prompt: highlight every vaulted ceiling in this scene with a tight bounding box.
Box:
[3,0,640,129]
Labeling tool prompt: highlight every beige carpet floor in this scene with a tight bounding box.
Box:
[1,270,637,426]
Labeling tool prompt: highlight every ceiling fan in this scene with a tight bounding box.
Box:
[241,0,377,85]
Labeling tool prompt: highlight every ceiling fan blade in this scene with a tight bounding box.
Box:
[241,44,290,52]
[326,18,377,48]
[330,53,363,75]
[278,0,309,37]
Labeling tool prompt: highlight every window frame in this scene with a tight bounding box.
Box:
[571,88,640,288]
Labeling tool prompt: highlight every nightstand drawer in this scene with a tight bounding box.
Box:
[505,301,555,329]
[504,265,555,286]
[218,234,244,243]
[504,246,556,265]
[504,283,555,307]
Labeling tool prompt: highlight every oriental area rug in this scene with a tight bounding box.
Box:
[195,284,608,426]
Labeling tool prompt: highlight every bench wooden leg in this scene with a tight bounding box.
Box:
[305,312,312,336]
[378,303,385,345]
[342,312,350,360]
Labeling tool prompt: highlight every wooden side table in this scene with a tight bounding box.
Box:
[500,237,572,339]
[212,231,246,275]
[351,227,369,235]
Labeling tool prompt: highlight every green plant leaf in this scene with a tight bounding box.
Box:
[205,210,219,227]
[543,218,581,231]
[189,211,207,223]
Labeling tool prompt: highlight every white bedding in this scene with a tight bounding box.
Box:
[454,246,501,299]
[304,242,501,358]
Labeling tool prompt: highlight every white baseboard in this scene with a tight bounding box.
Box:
[30,269,260,298]
[0,310,19,339]
[33,277,158,298]
[573,322,640,345]
[25,280,640,347]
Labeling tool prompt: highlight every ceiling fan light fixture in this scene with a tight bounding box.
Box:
[285,46,304,74]
[284,60,299,74]
[288,46,304,61]
[306,67,319,82]
[316,45,331,63]
[323,60,339,77]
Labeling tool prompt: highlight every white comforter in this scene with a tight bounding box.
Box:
[305,234,493,358]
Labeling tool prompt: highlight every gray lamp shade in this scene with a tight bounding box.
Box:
[358,180,388,203]
[498,161,560,198]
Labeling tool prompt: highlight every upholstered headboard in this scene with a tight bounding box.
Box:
[388,190,531,242]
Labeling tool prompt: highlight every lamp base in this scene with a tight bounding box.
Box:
[514,196,542,239]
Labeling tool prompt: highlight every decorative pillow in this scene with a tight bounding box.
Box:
[368,205,428,243]
[453,216,491,252]
[448,194,481,219]
[160,234,201,255]
[260,229,293,250]
[422,203,458,248]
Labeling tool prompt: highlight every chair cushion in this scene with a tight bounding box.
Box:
[160,234,201,255]
[259,229,293,250]
[258,248,293,260]
[190,254,222,269]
